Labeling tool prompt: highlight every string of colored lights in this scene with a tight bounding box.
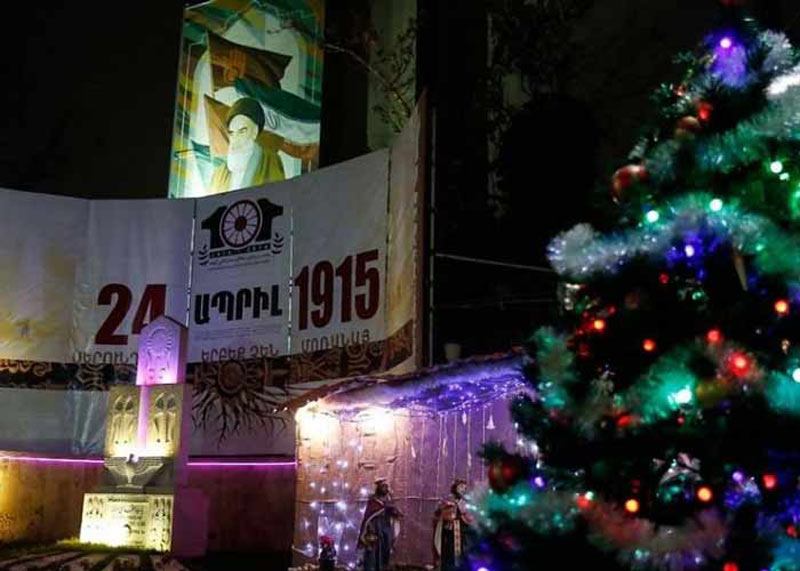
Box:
[468,16,800,571]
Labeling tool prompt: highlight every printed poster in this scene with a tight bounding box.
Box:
[189,185,292,362]
[71,199,195,365]
[0,188,86,363]
[169,0,324,198]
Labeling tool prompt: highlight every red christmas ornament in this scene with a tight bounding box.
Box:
[611,164,648,201]
[696,101,713,122]
[488,456,526,494]
[763,473,778,490]
[675,116,702,139]
[624,291,642,310]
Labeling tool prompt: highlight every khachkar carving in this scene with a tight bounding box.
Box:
[147,387,182,458]
[137,318,185,387]
[80,316,207,556]
[105,387,140,458]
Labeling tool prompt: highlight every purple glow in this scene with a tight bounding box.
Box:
[711,35,748,87]
[0,455,103,465]
[189,460,296,468]
[0,455,295,468]
[732,470,745,483]
[477,567,491,571]
[533,476,546,488]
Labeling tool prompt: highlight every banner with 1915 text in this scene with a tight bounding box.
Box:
[290,151,389,358]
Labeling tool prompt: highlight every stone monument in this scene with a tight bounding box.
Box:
[79,316,208,556]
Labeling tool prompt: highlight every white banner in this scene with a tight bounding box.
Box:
[189,186,292,362]
[386,107,423,374]
[0,189,87,363]
[291,151,389,354]
[71,199,195,365]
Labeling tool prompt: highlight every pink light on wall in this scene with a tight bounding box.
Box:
[189,460,297,468]
[0,455,104,466]
[0,454,295,469]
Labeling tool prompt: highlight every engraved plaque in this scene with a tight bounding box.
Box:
[79,493,173,551]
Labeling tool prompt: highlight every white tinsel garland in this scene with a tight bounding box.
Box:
[547,194,800,280]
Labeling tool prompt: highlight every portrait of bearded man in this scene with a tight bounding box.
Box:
[209,96,285,194]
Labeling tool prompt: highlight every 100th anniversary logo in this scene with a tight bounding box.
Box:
[197,198,285,267]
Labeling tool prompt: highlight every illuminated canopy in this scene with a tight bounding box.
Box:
[289,350,527,416]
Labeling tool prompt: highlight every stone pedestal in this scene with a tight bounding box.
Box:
[79,316,207,556]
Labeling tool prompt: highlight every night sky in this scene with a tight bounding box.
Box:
[0,1,798,201]
[0,2,183,199]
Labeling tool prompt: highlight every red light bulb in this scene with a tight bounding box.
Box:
[697,102,713,122]
[722,563,739,571]
[593,319,606,332]
[576,494,593,510]
[775,299,790,315]
[659,273,670,285]
[642,339,656,352]
[707,329,722,343]
[729,352,751,376]
[696,486,713,502]
[763,473,778,490]
[624,498,640,514]
[616,414,634,428]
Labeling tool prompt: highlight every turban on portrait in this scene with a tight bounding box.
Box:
[226,97,266,132]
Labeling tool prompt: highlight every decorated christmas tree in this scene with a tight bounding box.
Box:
[468,7,800,571]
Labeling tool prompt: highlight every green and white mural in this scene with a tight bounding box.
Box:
[169,0,324,198]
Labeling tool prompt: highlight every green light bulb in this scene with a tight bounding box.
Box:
[790,189,800,220]
[645,210,660,223]
[709,198,723,212]
[669,387,693,405]
[771,160,785,174]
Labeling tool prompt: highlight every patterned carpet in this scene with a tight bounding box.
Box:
[0,550,189,571]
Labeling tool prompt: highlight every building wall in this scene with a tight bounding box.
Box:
[188,463,296,553]
[367,0,417,151]
[293,393,525,569]
[0,455,101,543]
[0,454,295,554]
